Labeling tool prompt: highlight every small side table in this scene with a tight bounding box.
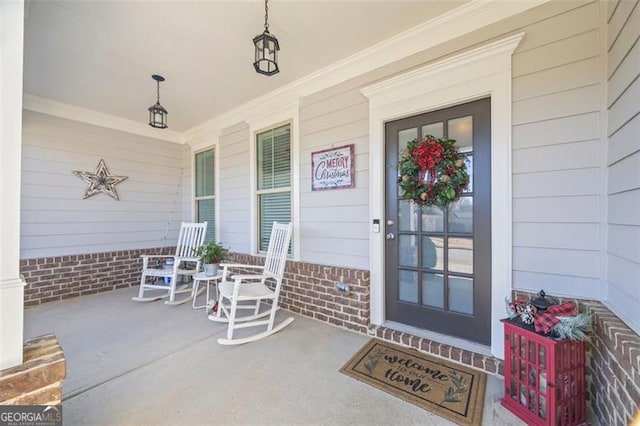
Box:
[192,271,222,312]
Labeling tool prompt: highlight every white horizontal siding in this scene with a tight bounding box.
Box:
[512,84,599,125]
[608,75,640,136]
[607,33,639,107]
[509,3,602,299]
[218,122,251,254]
[608,153,640,194]
[606,0,640,334]
[608,190,640,225]
[513,168,600,198]
[512,271,600,299]
[21,111,187,259]
[513,223,599,251]
[513,112,600,150]
[607,0,640,78]
[513,247,599,279]
[298,87,369,269]
[608,113,640,165]
[512,57,599,102]
[512,30,598,78]
[513,140,599,173]
[608,224,640,263]
[515,1,598,53]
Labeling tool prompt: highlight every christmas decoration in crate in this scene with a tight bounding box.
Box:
[502,290,592,426]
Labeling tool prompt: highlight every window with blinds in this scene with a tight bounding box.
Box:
[195,148,215,242]
[256,124,291,252]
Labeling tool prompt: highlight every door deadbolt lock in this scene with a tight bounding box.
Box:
[387,220,394,226]
[385,233,395,240]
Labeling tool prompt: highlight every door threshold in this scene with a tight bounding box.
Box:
[383,321,493,357]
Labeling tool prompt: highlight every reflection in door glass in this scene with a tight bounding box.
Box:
[448,115,473,152]
[398,235,418,267]
[464,154,473,193]
[397,129,418,197]
[398,200,418,232]
[422,122,443,139]
[448,196,473,234]
[448,237,473,274]
[399,270,418,303]
[449,276,473,314]
[421,205,443,232]
[398,128,418,156]
[422,272,444,308]
[422,236,443,270]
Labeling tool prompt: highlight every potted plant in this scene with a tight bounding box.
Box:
[194,241,230,276]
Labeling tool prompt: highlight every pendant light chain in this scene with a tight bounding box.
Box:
[156,80,161,103]
[264,0,269,32]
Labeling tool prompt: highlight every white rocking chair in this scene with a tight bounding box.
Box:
[132,222,207,305]
[209,222,293,345]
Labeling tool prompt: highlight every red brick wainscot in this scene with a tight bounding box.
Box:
[230,253,370,334]
[513,290,640,426]
[20,248,174,306]
[0,334,66,405]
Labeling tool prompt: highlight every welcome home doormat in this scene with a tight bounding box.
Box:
[340,339,486,426]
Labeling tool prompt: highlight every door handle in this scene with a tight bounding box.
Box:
[385,233,395,240]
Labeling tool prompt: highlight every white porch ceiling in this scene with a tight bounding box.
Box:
[23,0,468,133]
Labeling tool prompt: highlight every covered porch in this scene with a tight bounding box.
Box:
[24,287,514,425]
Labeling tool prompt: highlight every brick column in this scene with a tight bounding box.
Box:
[0,335,66,405]
[0,0,26,370]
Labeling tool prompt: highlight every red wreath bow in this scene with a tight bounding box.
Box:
[412,138,444,186]
[534,301,577,334]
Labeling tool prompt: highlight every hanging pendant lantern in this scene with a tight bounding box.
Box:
[148,74,168,129]
[253,0,279,76]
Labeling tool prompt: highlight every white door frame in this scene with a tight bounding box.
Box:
[362,33,523,359]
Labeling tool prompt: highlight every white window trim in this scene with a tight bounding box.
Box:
[361,33,524,360]
[248,100,300,259]
[193,145,218,242]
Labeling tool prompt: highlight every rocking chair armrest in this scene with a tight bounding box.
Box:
[231,274,267,282]
[176,256,201,263]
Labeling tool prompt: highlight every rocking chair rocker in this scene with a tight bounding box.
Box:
[209,222,293,345]
[132,222,207,305]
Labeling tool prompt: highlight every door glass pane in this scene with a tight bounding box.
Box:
[422,272,444,308]
[398,235,418,267]
[399,270,418,303]
[421,205,443,232]
[399,200,418,231]
[398,127,418,156]
[398,128,418,196]
[448,196,473,234]
[463,154,473,193]
[422,122,443,139]
[448,115,473,152]
[449,276,473,314]
[448,237,473,273]
[422,236,443,270]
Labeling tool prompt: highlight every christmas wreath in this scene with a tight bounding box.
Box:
[397,136,469,207]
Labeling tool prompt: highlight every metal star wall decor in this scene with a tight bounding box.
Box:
[72,159,128,201]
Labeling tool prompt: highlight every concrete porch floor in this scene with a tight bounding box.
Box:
[24,287,524,425]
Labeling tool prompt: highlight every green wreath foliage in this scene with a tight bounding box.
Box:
[397,136,469,207]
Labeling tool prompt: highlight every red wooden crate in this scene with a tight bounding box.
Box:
[501,319,586,426]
